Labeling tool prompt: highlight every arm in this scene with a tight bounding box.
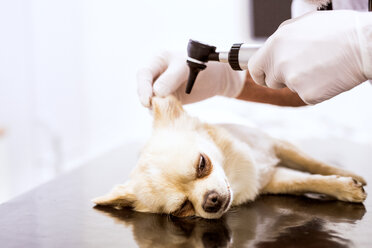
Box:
[236,72,306,107]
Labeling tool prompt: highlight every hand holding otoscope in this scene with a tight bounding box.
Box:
[137,39,260,107]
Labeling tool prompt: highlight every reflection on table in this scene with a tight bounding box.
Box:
[95,194,365,248]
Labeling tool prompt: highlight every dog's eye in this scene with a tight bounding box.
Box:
[197,154,212,178]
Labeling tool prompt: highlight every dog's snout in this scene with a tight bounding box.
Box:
[203,191,226,213]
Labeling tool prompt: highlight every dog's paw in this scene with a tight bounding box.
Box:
[352,175,367,186]
[335,177,367,203]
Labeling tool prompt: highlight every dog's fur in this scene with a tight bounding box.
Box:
[93,96,366,219]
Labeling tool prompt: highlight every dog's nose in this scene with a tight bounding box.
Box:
[203,191,225,213]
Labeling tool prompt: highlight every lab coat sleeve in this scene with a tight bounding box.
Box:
[357,13,372,80]
[291,0,317,18]
[332,0,368,11]
[292,0,369,18]
[292,1,372,82]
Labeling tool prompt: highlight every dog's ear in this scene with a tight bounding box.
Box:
[92,182,136,208]
[152,95,184,128]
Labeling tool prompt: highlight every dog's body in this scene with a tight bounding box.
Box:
[93,96,366,219]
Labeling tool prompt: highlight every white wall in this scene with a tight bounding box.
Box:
[0,0,86,202]
[0,0,249,203]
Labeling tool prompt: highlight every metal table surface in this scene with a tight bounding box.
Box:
[0,140,371,248]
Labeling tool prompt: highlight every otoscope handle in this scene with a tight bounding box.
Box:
[226,43,261,70]
[186,60,206,94]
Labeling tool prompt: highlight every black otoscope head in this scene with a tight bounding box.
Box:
[186,39,219,94]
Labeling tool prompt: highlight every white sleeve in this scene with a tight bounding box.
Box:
[292,0,369,18]
[291,0,318,18]
[357,13,372,80]
[332,0,368,11]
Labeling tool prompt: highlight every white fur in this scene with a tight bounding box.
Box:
[93,96,366,219]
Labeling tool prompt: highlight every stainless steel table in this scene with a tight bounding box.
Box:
[1,140,371,247]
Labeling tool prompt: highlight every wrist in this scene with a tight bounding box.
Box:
[236,72,306,106]
[218,64,246,98]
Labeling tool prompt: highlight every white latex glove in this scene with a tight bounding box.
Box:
[137,51,244,107]
[248,10,372,104]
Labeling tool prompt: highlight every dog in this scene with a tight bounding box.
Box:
[93,96,366,219]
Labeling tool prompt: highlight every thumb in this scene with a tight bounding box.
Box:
[153,61,188,97]
[137,52,169,107]
[248,46,267,86]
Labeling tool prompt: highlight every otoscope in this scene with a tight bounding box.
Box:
[185,39,261,94]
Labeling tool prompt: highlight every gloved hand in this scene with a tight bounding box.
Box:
[248,10,372,104]
[137,51,244,107]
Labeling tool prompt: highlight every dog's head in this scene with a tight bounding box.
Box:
[93,96,233,219]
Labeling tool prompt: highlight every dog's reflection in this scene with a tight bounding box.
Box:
[95,205,231,247]
[94,195,365,248]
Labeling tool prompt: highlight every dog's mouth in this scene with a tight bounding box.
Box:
[222,182,232,213]
[222,192,231,212]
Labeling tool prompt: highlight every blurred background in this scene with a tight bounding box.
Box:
[0,0,371,204]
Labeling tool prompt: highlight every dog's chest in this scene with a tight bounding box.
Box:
[218,123,279,188]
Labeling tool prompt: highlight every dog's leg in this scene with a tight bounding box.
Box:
[262,167,366,203]
[274,141,366,185]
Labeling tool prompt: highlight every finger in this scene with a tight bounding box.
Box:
[153,60,188,97]
[137,53,169,107]
[137,68,155,107]
[264,60,286,89]
[265,72,286,89]
[248,49,267,87]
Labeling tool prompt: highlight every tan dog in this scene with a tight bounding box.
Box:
[93,96,366,219]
